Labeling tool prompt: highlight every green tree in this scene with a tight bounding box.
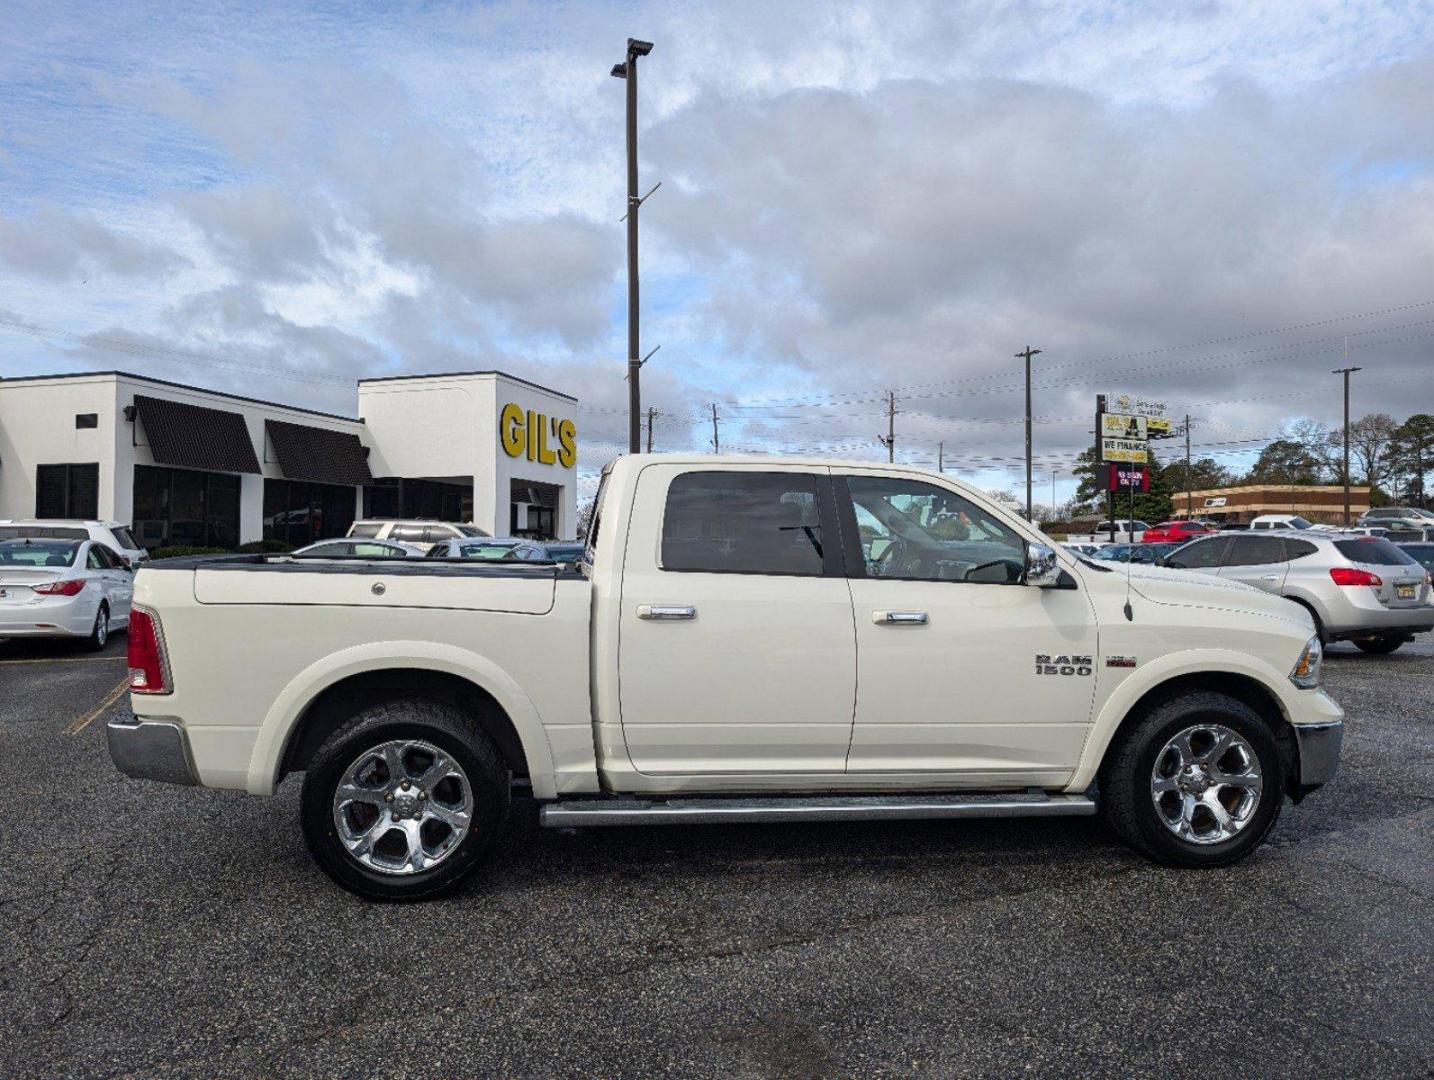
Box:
[1391,414,1434,507]
[1245,439,1322,485]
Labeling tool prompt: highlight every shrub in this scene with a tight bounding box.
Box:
[238,539,292,553]
[147,546,232,560]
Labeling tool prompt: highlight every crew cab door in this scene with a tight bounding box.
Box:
[837,471,1098,785]
[617,464,857,774]
[1218,534,1290,594]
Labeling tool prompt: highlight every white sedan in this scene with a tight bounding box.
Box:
[0,537,133,649]
[291,539,426,558]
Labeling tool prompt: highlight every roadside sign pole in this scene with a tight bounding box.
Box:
[1096,394,1115,543]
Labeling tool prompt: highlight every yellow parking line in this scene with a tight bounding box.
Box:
[0,655,126,666]
[63,676,131,736]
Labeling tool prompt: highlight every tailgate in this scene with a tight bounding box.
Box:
[193,564,556,614]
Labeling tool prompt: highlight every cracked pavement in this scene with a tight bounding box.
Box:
[0,632,1430,1078]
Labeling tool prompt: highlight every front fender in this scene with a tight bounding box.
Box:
[244,640,560,799]
[1067,647,1301,791]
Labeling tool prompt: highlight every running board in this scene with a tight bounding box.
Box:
[539,790,1096,828]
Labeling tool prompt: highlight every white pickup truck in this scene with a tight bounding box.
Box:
[109,455,1344,900]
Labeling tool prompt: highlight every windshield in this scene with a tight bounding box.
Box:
[1286,517,1315,529]
[457,525,489,538]
[457,543,523,560]
[0,539,80,567]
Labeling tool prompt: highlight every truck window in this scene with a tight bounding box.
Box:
[661,471,825,576]
[843,475,1025,583]
[349,523,383,539]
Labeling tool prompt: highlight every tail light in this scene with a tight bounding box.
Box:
[127,606,171,694]
[1330,566,1383,587]
[32,579,85,596]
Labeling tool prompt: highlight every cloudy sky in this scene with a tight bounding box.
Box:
[3,1,1433,503]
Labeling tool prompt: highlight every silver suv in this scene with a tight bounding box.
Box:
[1164,531,1433,654]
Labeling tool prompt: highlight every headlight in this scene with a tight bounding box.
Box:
[1290,635,1322,689]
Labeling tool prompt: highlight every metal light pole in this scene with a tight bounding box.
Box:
[1333,366,1361,525]
[1016,346,1042,519]
[612,38,654,455]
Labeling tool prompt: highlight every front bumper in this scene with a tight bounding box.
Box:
[106,710,197,786]
[1292,720,1344,789]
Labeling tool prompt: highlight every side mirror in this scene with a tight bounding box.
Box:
[1025,543,1063,588]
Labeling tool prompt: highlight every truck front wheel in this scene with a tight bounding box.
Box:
[1102,692,1285,867]
[300,700,510,901]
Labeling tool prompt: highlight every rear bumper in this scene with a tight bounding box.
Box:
[1319,594,1434,640]
[106,711,198,786]
[1292,720,1344,789]
[0,596,97,637]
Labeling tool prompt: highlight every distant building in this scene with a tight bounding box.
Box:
[0,369,579,546]
[1173,484,1370,525]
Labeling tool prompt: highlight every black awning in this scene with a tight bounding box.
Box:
[134,395,261,474]
[265,419,373,486]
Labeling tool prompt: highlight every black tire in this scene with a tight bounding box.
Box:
[1101,691,1285,868]
[85,603,109,652]
[1355,635,1405,655]
[300,700,510,901]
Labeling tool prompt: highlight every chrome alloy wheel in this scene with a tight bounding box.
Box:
[332,739,473,875]
[1150,724,1263,845]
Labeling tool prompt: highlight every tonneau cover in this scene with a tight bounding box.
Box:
[188,557,559,614]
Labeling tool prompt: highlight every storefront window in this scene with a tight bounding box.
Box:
[132,465,241,549]
[263,479,358,547]
[36,463,99,519]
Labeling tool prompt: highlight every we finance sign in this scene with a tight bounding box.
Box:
[500,403,577,468]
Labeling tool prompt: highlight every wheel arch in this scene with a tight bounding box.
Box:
[246,642,559,799]
[1078,664,1302,800]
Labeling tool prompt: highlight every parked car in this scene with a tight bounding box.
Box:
[0,519,148,567]
[1249,514,1330,531]
[109,454,1343,900]
[1397,542,1434,574]
[1359,506,1434,530]
[1163,531,1433,652]
[426,537,549,561]
[1141,521,1215,544]
[0,537,133,648]
[292,539,425,558]
[1062,542,1104,557]
[541,542,586,563]
[1089,543,1160,564]
[346,519,489,552]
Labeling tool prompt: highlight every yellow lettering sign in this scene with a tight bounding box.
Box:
[499,403,577,468]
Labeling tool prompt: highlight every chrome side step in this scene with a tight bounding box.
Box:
[539,790,1096,828]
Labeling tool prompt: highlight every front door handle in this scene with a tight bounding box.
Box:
[1260,574,1280,582]
[874,610,929,625]
[637,604,697,621]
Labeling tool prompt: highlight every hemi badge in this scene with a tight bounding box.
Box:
[1106,656,1137,668]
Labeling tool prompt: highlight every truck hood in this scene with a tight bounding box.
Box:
[1103,562,1312,632]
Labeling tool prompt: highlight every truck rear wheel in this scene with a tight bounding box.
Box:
[300,700,510,901]
[1102,692,1285,868]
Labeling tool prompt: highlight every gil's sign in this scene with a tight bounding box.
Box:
[500,403,577,468]
[1100,412,1148,463]
[1108,393,1172,436]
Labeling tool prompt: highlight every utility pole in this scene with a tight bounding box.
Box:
[611,38,654,455]
[645,406,657,453]
[1050,468,1056,517]
[1097,393,1114,543]
[1016,346,1042,519]
[709,403,720,453]
[1333,366,1362,525]
[937,441,944,473]
[1184,413,1193,520]
[877,391,897,463]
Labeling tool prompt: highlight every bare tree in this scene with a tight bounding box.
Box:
[1281,418,1339,482]
[1348,413,1398,494]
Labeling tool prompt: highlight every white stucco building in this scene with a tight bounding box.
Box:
[0,369,580,548]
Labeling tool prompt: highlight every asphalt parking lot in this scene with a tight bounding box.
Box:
[1,634,1430,1079]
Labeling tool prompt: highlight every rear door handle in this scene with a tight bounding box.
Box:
[874,610,929,625]
[637,604,697,621]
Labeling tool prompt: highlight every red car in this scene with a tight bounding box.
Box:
[1141,520,1216,544]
